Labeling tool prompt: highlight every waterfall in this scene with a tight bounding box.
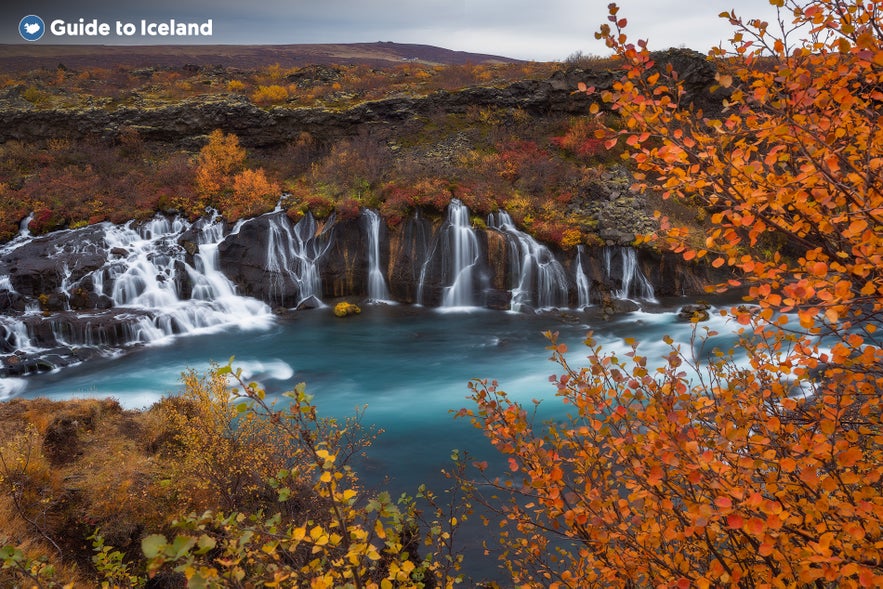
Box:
[363,209,391,302]
[487,211,569,311]
[575,245,591,309]
[0,315,35,353]
[18,213,33,238]
[264,212,332,307]
[418,199,483,308]
[603,246,656,301]
[1,214,274,371]
[103,216,274,342]
[106,221,187,309]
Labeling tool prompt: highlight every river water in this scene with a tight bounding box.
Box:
[10,298,744,580]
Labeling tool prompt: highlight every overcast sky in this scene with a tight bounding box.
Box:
[3,0,783,61]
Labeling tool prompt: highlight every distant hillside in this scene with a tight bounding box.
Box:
[0,42,522,71]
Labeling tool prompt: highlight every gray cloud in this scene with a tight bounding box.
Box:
[2,0,782,61]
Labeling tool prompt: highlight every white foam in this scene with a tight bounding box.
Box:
[236,359,295,381]
[0,378,28,399]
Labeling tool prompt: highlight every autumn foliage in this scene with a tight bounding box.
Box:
[466,1,883,587]
[194,130,280,220]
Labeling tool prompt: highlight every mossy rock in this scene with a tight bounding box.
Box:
[333,301,361,317]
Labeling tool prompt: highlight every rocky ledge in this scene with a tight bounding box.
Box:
[0,49,724,148]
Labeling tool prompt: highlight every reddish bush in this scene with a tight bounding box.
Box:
[334,197,362,222]
[551,118,606,159]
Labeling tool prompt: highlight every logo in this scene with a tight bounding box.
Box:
[19,15,45,41]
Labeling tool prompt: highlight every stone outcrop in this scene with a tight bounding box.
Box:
[1,206,722,377]
[0,49,722,148]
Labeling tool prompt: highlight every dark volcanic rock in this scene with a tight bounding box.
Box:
[388,212,434,304]
[2,225,108,297]
[320,216,368,299]
[217,214,288,304]
[0,51,721,148]
[217,212,336,307]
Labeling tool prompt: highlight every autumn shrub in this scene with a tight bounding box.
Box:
[529,219,569,249]
[21,86,47,105]
[218,167,280,221]
[251,84,289,105]
[451,181,501,216]
[142,364,468,589]
[226,79,246,93]
[559,227,584,250]
[301,192,335,219]
[378,183,411,227]
[194,129,246,198]
[334,196,363,221]
[466,1,883,587]
[152,368,298,514]
[551,117,606,160]
[410,177,453,212]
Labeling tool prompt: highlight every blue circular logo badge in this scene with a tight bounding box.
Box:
[19,15,45,41]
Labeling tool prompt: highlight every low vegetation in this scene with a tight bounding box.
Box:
[0,55,637,248]
[0,365,469,587]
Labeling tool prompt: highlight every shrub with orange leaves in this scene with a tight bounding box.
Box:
[194,129,245,200]
[467,1,883,587]
[219,168,279,221]
[251,84,289,105]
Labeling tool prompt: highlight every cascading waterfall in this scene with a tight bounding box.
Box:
[418,199,483,308]
[487,210,569,311]
[264,212,332,307]
[603,246,656,301]
[3,214,274,367]
[363,209,391,302]
[442,200,481,307]
[93,216,273,344]
[575,245,591,309]
[0,315,34,353]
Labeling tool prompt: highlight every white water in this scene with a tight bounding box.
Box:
[604,246,656,301]
[104,216,273,341]
[363,209,392,302]
[264,212,332,307]
[418,199,483,307]
[488,211,569,311]
[442,200,482,307]
[0,214,274,364]
[0,316,35,352]
[575,245,591,308]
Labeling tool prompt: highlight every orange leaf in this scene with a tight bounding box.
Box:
[726,513,745,529]
[810,261,828,277]
[714,496,733,509]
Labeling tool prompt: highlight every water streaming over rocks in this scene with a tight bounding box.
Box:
[2,205,693,380]
[363,209,392,303]
[0,214,273,379]
[574,245,592,309]
[263,212,332,308]
[487,210,569,312]
[603,246,656,302]
[417,199,485,308]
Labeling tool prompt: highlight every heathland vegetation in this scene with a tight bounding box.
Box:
[0,53,641,251]
[2,0,882,587]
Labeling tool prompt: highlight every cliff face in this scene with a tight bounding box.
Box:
[0,207,711,377]
[0,49,722,148]
[0,77,596,148]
